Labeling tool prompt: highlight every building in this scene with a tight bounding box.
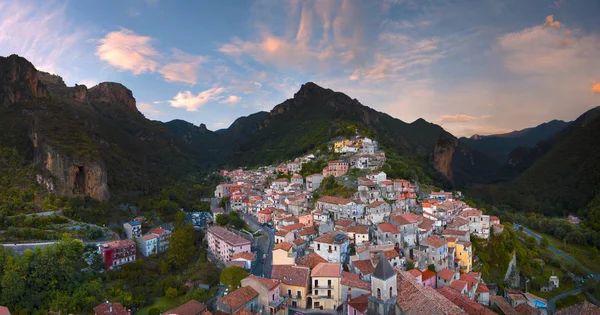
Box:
[437,286,495,315]
[206,226,252,262]
[215,183,241,198]
[306,174,324,192]
[375,223,402,247]
[390,214,419,247]
[311,263,343,310]
[322,160,349,177]
[123,221,141,239]
[271,265,311,309]
[421,269,437,288]
[447,239,472,274]
[341,271,371,304]
[395,270,466,315]
[367,254,397,315]
[272,242,296,266]
[313,232,350,264]
[0,306,9,315]
[139,234,158,257]
[216,286,259,314]
[437,268,457,288]
[231,252,255,271]
[151,228,172,253]
[240,275,287,315]
[93,301,129,315]
[163,300,207,315]
[423,236,448,271]
[343,225,369,246]
[316,196,364,221]
[99,240,136,270]
[257,208,273,224]
[347,294,369,315]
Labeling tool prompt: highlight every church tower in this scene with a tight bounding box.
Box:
[368,252,398,314]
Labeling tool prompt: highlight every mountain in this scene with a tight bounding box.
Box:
[165,82,501,186]
[0,54,199,200]
[470,106,600,218]
[460,120,568,163]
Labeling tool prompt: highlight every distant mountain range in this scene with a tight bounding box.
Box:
[2,54,600,221]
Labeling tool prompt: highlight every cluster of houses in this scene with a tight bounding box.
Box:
[205,142,553,315]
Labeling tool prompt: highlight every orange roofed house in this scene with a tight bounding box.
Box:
[322,160,349,177]
[216,286,259,315]
[99,239,136,270]
[207,226,251,263]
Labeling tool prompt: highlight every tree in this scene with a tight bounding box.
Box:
[167,213,195,270]
[428,264,436,272]
[216,214,229,226]
[149,309,161,315]
[541,237,549,250]
[157,199,180,221]
[165,287,179,299]
[406,261,415,270]
[220,266,247,290]
[219,196,230,209]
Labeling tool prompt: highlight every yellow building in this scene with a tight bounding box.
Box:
[272,242,296,266]
[271,265,311,309]
[310,263,343,310]
[448,238,473,274]
[333,139,351,153]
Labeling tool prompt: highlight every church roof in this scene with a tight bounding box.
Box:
[373,252,396,280]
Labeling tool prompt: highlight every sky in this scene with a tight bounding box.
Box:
[1,0,599,137]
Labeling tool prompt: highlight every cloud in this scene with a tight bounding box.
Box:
[592,80,600,93]
[158,49,207,85]
[543,15,561,28]
[168,87,226,111]
[96,28,159,74]
[138,102,163,118]
[437,114,479,124]
[0,2,85,80]
[213,121,230,129]
[219,95,241,104]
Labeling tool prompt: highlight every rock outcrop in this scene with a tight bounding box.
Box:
[431,141,456,182]
[32,132,110,201]
[89,82,137,111]
[0,54,49,105]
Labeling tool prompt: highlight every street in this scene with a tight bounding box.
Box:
[241,212,275,278]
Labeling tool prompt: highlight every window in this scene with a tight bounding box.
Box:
[314,290,318,295]
[315,280,318,287]
[328,279,332,288]
[390,287,393,298]
[353,310,356,315]
[288,289,292,296]
[317,244,320,250]
[377,288,381,299]
[348,287,352,291]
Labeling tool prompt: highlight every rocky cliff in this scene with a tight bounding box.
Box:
[89,82,137,112]
[0,54,49,106]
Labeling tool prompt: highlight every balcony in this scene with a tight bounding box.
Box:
[269,296,288,308]
[313,284,334,289]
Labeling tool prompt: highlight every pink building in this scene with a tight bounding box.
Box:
[347,294,369,315]
[207,226,251,262]
[322,160,349,177]
[298,213,314,226]
[99,239,136,271]
[421,269,437,288]
[258,208,273,224]
[241,275,287,314]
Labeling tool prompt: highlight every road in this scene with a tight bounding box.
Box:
[241,212,275,278]
[2,240,107,255]
[548,286,584,314]
[514,224,599,281]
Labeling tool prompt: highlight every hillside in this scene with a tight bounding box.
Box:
[469,106,600,220]
[165,82,501,186]
[460,120,568,163]
[0,54,199,201]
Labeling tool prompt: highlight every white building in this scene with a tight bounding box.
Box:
[306,174,324,192]
[316,196,365,221]
[139,234,158,257]
[123,221,142,239]
[313,232,350,264]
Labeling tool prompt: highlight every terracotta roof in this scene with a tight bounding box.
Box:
[297,226,317,236]
[490,216,500,221]
[437,268,455,281]
[314,232,348,244]
[443,229,468,236]
[396,270,466,315]
[271,265,310,287]
[335,219,354,227]
[514,303,538,315]
[274,242,294,252]
[141,234,157,241]
[227,261,247,269]
[366,201,385,208]
[459,274,478,291]
[217,286,258,310]
[318,196,352,205]
[164,300,207,315]
[446,237,458,243]
[282,223,305,232]
[556,301,600,315]
[344,225,369,234]
[422,269,436,281]
[233,307,253,315]
[347,294,370,313]
[460,209,482,217]
[476,284,489,293]
[311,262,342,278]
[447,218,469,229]
[378,222,400,234]
[424,235,447,248]
[407,269,422,278]
[93,302,129,315]
[207,227,251,246]
[258,209,272,215]
[293,238,305,246]
[384,249,400,260]
[152,227,167,235]
[490,296,518,315]
[231,252,255,261]
[275,230,289,237]
[419,220,434,230]
[341,271,371,291]
[437,286,496,315]
[391,213,420,225]
[450,280,468,292]
[296,252,328,269]
[353,259,375,275]
[246,275,280,290]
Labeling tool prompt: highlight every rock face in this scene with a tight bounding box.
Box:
[0,54,49,105]
[432,141,456,182]
[32,133,110,201]
[89,82,137,111]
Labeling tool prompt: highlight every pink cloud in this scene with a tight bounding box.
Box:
[543,15,561,28]
[138,102,163,118]
[437,114,479,124]
[592,80,600,93]
[158,49,207,85]
[219,95,241,104]
[96,28,159,74]
[168,88,226,111]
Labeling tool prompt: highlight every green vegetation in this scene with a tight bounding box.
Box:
[220,266,248,290]
[313,176,355,199]
[472,223,517,287]
[167,212,196,270]
[300,160,328,177]
[556,293,586,309]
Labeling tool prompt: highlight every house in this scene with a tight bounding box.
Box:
[313,232,350,263]
[123,221,141,239]
[139,234,158,257]
[272,242,296,265]
[257,208,273,224]
[297,226,318,242]
[311,263,343,310]
[0,306,9,315]
[271,178,290,191]
[421,269,437,288]
[316,196,364,221]
[296,252,328,270]
[351,259,375,281]
[274,230,295,244]
[447,238,472,274]
[215,183,241,198]
[271,265,311,309]
[291,174,303,186]
[367,253,398,315]
[437,268,457,288]
[347,294,369,315]
[357,180,380,203]
[395,270,466,315]
[151,228,172,253]
[206,226,252,262]
[163,300,207,315]
[322,160,349,177]
[437,286,496,315]
[365,201,391,225]
[93,301,129,315]
[390,214,419,247]
[341,271,371,303]
[240,275,287,315]
[231,252,255,271]
[298,213,314,226]
[366,171,386,183]
[99,240,136,270]
[407,269,423,284]
[442,229,470,242]
[343,225,369,246]
[306,174,324,192]
[423,235,448,271]
[287,161,302,174]
[476,284,490,306]
[216,286,259,314]
[375,223,402,247]
[556,301,600,315]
